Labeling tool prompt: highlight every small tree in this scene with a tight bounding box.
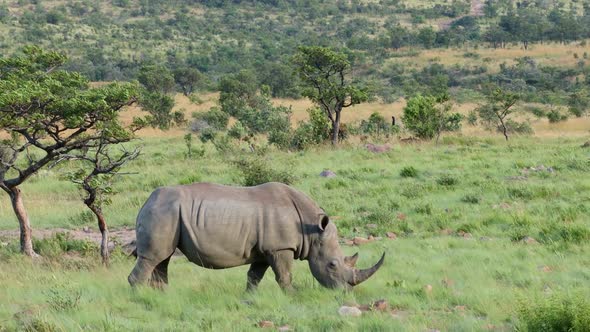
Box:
[173,66,204,96]
[63,139,140,265]
[138,64,184,129]
[402,94,462,141]
[293,46,369,145]
[0,46,138,256]
[475,87,520,141]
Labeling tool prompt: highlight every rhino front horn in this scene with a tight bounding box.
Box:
[348,253,385,286]
[344,252,359,267]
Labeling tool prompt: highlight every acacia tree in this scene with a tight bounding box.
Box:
[475,87,520,141]
[293,46,369,145]
[62,139,140,265]
[173,66,204,96]
[0,46,139,256]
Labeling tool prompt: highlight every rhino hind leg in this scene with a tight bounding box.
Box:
[268,250,295,291]
[246,262,269,291]
[128,257,156,287]
[150,255,172,289]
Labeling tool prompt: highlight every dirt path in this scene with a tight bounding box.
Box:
[0,227,136,253]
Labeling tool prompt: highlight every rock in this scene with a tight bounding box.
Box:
[277,325,291,331]
[353,237,370,245]
[257,321,274,328]
[338,306,362,317]
[365,143,391,153]
[479,236,492,241]
[366,224,378,229]
[522,236,538,244]
[424,284,433,294]
[367,235,375,241]
[344,240,354,246]
[319,170,337,178]
[386,232,397,239]
[83,226,91,233]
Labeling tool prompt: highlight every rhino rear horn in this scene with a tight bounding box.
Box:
[344,252,359,267]
[348,253,385,286]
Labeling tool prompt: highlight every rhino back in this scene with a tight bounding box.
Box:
[176,183,306,268]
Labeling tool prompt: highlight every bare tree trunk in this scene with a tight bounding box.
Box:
[4,186,38,257]
[498,119,509,141]
[331,111,341,145]
[89,205,109,266]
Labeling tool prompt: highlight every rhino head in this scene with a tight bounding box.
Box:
[307,216,385,290]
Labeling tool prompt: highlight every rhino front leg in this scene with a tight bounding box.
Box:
[268,250,294,291]
[246,262,269,291]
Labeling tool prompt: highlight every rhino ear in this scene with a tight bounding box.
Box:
[318,215,330,232]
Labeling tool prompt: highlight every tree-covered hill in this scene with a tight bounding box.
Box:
[1,0,589,105]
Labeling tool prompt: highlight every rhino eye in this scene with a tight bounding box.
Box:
[328,260,338,269]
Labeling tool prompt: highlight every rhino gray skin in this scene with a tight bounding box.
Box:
[128,182,385,290]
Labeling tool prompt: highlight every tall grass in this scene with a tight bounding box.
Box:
[0,136,589,330]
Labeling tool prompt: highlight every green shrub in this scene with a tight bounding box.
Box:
[227,121,248,140]
[232,156,296,186]
[33,233,97,257]
[547,109,568,123]
[516,294,590,331]
[461,193,481,204]
[436,174,459,187]
[504,119,534,136]
[402,94,462,140]
[400,166,419,178]
[191,107,229,132]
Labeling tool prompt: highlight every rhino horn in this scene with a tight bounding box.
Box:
[348,253,385,286]
[344,252,359,267]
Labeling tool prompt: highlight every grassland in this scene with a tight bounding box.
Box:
[1,131,589,331]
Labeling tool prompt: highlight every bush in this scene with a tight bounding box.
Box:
[547,109,568,123]
[272,108,330,151]
[400,166,419,178]
[228,121,248,141]
[191,107,229,132]
[503,119,534,136]
[33,233,97,258]
[402,94,462,140]
[358,112,395,136]
[436,174,459,187]
[461,193,481,204]
[232,156,296,186]
[516,294,590,331]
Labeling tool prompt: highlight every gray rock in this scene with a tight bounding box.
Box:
[338,306,362,317]
[319,170,337,178]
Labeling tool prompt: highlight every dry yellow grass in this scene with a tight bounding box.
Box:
[389,41,590,73]
[121,93,589,139]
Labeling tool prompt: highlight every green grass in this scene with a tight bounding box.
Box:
[1,135,590,330]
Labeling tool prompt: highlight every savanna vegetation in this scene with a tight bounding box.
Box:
[1,0,590,331]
